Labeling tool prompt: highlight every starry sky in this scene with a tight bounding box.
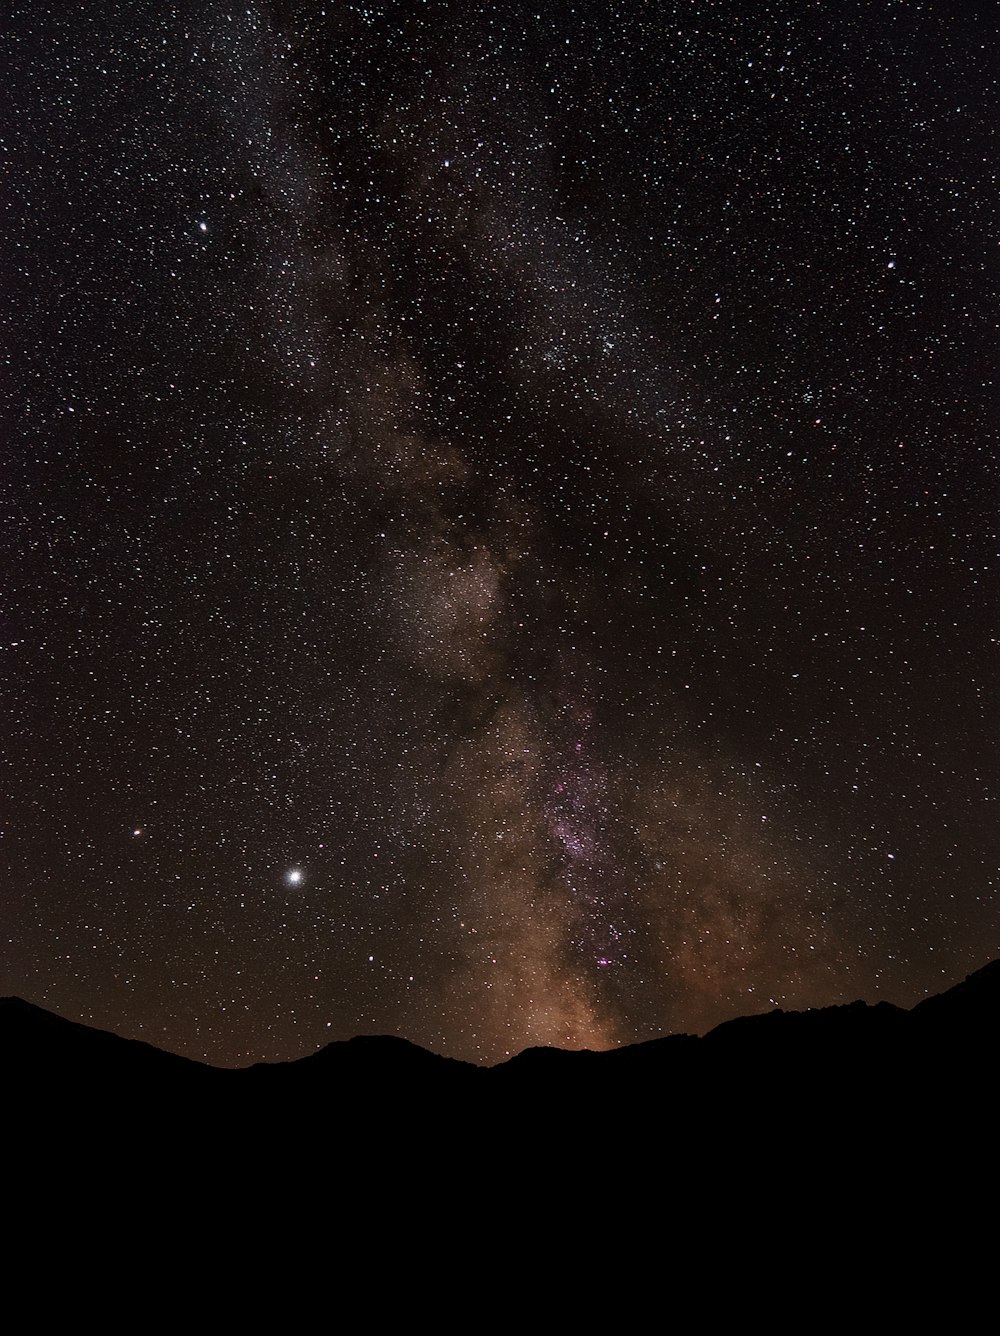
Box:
[2,0,997,1065]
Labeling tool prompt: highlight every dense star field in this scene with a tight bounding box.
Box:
[2,1,997,1065]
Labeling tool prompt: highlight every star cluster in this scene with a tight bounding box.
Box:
[1,0,996,1063]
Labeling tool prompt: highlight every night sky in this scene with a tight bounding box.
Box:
[3,1,997,1066]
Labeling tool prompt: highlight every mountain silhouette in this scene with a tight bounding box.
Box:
[6,965,997,1229]
[5,960,998,1106]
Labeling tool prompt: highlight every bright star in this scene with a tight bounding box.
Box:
[286,867,304,885]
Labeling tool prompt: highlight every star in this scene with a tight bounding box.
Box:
[285,868,304,886]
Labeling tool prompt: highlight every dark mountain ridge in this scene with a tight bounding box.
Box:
[6,965,998,1212]
[5,958,999,1097]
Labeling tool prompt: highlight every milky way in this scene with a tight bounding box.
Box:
[2,1,996,1063]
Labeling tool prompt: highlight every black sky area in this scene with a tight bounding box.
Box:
[2,0,997,1065]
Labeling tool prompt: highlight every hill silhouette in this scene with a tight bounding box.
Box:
[6,965,997,1230]
[5,960,999,1110]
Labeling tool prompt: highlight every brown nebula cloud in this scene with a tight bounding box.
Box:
[431,692,618,1060]
[376,467,618,1057]
[388,537,506,685]
[622,753,844,1034]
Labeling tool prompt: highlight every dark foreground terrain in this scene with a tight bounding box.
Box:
[5,961,997,1144]
[5,963,999,1262]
